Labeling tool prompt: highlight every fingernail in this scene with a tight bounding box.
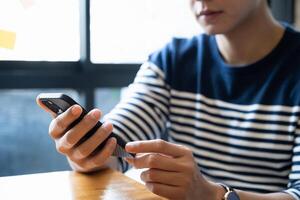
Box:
[73,150,83,159]
[126,141,139,148]
[71,105,81,115]
[102,122,111,131]
[91,109,100,120]
[65,141,73,149]
[109,137,116,145]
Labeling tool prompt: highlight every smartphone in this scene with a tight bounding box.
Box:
[37,93,134,158]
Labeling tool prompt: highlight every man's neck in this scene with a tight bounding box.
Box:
[215,5,285,66]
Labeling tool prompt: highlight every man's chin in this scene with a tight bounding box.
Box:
[202,26,224,35]
[200,23,233,35]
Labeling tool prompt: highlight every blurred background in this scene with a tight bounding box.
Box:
[0,0,299,176]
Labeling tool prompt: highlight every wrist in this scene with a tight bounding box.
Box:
[204,181,226,200]
[213,182,227,200]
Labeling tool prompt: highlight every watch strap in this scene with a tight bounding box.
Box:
[218,183,240,200]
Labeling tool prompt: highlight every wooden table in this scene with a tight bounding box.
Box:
[0,169,164,200]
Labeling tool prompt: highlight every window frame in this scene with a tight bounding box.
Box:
[0,0,295,110]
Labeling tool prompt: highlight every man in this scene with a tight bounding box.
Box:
[38,0,300,199]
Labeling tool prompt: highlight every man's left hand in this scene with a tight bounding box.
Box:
[125,139,221,200]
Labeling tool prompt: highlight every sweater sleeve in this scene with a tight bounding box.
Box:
[104,61,171,171]
[284,119,300,200]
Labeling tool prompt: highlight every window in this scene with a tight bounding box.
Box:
[91,0,201,63]
[0,89,78,176]
[95,88,121,116]
[296,0,300,29]
[0,0,80,61]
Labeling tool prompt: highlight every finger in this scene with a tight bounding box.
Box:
[57,109,101,151]
[124,153,183,171]
[141,169,186,186]
[146,182,184,200]
[84,137,117,169]
[49,105,82,139]
[71,122,113,160]
[125,139,187,157]
[67,137,116,171]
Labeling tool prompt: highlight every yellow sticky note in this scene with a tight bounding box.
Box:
[0,30,16,50]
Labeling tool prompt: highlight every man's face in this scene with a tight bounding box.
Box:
[190,0,264,35]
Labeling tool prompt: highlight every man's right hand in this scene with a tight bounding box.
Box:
[37,98,117,172]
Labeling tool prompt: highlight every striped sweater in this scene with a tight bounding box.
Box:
[105,25,300,199]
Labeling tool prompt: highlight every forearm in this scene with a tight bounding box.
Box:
[213,183,295,200]
[236,190,294,200]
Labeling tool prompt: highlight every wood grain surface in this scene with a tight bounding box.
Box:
[0,169,165,200]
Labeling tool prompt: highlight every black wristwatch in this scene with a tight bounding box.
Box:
[219,183,240,200]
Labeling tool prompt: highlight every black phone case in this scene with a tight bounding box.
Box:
[38,93,134,158]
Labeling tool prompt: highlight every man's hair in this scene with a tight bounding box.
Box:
[268,0,271,6]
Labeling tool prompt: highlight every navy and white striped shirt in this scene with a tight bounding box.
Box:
[105,25,300,199]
